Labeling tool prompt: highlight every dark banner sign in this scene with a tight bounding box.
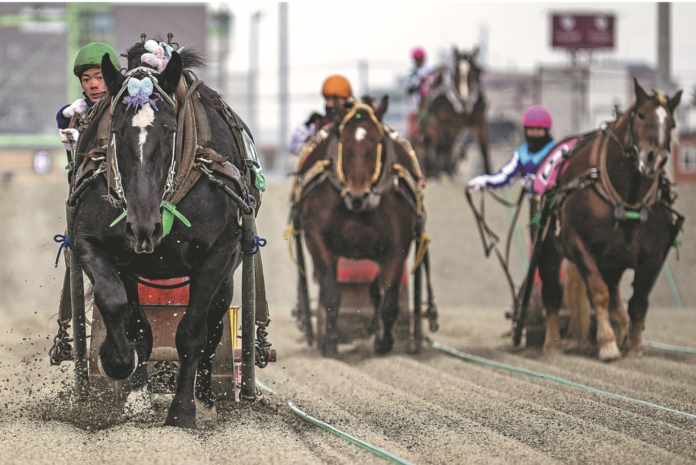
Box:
[552,14,615,49]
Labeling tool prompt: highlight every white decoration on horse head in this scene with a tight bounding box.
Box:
[123,77,161,112]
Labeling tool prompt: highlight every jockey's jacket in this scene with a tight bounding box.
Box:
[481,139,556,190]
[405,63,434,94]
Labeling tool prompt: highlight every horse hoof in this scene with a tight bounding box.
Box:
[123,386,153,421]
[321,342,341,359]
[374,336,394,355]
[98,348,139,381]
[406,338,422,354]
[195,400,217,422]
[599,341,621,361]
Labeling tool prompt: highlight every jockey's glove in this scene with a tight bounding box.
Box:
[59,128,80,151]
[467,175,488,192]
[62,99,88,119]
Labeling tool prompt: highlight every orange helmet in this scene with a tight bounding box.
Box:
[322,75,352,99]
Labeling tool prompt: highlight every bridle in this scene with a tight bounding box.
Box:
[336,103,384,185]
[106,66,178,214]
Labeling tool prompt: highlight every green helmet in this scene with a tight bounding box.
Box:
[73,42,121,77]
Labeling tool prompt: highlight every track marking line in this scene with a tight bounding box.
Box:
[429,340,696,420]
[256,379,413,465]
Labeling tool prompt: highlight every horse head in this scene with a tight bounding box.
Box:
[101,50,183,253]
[452,46,481,103]
[337,96,388,211]
[628,78,682,178]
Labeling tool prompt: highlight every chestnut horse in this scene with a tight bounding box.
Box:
[531,79,682,360]
[293,96,432,358]
[415,46,490,177]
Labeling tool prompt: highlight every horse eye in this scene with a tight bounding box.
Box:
[637,112,645,120]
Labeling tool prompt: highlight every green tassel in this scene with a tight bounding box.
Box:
[161,200,191,237]
[527,211,541,229]
[624,211,641,220]
[110,210,127,227]
[673,239,682,261]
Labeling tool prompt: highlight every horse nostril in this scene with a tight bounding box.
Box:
[125,222,135,238]
[647,151,655,163]
[153,222,162,238]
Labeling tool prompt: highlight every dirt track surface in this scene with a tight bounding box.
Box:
[0,152,694,464]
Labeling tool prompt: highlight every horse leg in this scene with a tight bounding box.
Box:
[304,231,341,358]
[602,268,629,349]
[368,274,382,335]
[79,242,138,380]
[165,247,236,429]
[570,238,620,361]
[122,278,154,419]
[122,278,153,389]
[194,275,234,420]
[626,259,662,356]
[538,238,564,352]
[374,260,403,355]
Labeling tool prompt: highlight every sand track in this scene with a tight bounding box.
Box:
[0,161,694,464]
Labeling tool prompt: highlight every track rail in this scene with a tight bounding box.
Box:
[429,339,696,420]
[255,379,413,465]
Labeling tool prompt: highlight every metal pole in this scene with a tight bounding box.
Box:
[66,201,88,398]
[240,209,257,400]
[279,3,289,153]
[657,3,671,93]
[358,60,369,97]
[216,6,231,97]
[249,11,262,134]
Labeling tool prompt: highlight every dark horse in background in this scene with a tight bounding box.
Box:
[74,45,260,428]
[296,96,427,358]
[534,79,682,361]
[415,46,490,177]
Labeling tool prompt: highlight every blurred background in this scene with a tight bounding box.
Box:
[1,2,696,179]
[0,2,695,313]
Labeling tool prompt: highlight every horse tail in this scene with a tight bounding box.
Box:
[564,260,589,346]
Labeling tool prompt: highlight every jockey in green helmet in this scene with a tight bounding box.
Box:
[57,42,121,150]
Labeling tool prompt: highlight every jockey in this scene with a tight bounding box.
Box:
[467,105,555,193]
[57,42,121,151]
[287,74,354,156]
[467,105,555,238]
[405,47,434,139]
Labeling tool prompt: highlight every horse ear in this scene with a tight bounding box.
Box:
[375,95,389,122]
[634,77,649,107]
[101,53,124,96]
[452,46,459,60]
[159,52,183,94]
[472,46,480,60]
[669,89,683,112]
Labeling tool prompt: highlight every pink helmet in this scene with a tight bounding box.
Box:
[412,47,426,60]
[522,105,553,129]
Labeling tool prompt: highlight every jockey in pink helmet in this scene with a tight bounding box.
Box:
[468,104,555,192]
[405,46,434,139]
[467,104,556,238]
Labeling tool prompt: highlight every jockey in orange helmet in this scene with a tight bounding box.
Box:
[287,74,354,155]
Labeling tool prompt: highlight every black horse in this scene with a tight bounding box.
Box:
[74,45,260,428]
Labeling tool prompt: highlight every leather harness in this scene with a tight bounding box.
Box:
[73,71,249,211]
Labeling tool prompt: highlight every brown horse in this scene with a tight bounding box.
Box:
[292,96,432,358]
[415,46,490,177]
[532,79,682,361]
